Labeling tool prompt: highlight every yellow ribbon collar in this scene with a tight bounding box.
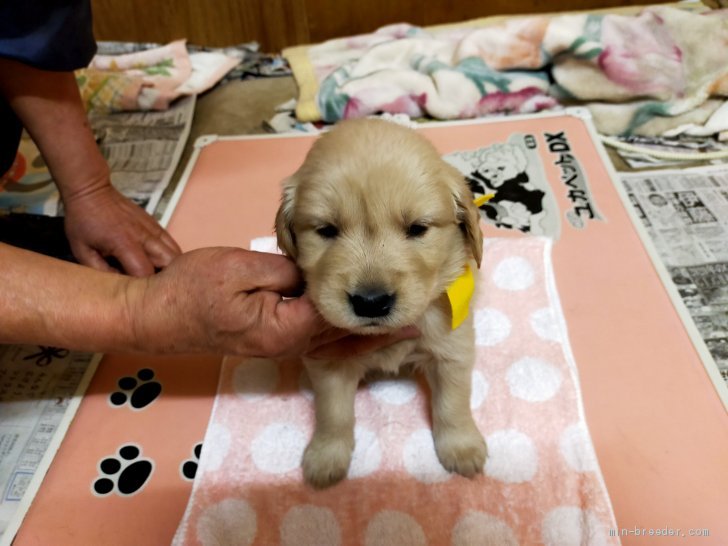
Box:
[446,264,475,330]
[445,193,493,330]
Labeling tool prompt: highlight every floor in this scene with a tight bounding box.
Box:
[161,77,298,216]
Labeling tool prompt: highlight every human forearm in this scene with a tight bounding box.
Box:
[0,57,108,199]
[0,242,136,352]
[0,57,181,275]
[0,243,421,356]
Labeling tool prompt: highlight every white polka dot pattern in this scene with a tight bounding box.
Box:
[249,236,280,254]
[560,423,599,473]
[201,423,231,473]
[506,356,563,402]
[484,429,538,483]
[175,238,619,546]
[530,307,562,342]
[470,370,490,410]
[452,512,519,546]
[365,511,426,546]
[348,426,382,478]
[542,507,608,546]
[492,256,535,290]
[196,499,257,546]
[250,422,307,474]
[280,505,341,546]
[474,307,512,346]
[368,377,418,405]
[402,429,452,484]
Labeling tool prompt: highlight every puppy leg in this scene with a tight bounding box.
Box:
[302,360,360,488]
[425,357,487,477]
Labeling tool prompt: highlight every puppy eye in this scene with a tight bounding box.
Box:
[406,223,429,238]
[316,224,339,239]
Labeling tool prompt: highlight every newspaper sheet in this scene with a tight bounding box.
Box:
[0,95,195,217]
[0,347,101,541]
[613,136,728,170]
[622,166,728,385]
[90,95,195,214]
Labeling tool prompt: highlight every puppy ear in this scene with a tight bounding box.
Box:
[275,176,298,258]
[449,167,484,268]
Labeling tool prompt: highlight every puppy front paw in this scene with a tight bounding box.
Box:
[302,435,354,489]
[434,425,487,478]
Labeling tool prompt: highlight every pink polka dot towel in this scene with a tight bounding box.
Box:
[173,236,619,546]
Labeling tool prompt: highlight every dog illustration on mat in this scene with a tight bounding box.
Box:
[445,136,559,238]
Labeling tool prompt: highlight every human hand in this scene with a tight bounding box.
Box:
[0,63,180,275]
[63,182,181,276]
[301,324,420,361]
[125,247,419,357]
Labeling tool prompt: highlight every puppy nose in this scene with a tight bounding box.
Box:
[348,289,396,318]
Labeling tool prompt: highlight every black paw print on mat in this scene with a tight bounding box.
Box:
[92,444,154,497]
[109,368,161,410]
[180,442,203,481]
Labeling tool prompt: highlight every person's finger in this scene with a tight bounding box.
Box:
[144,234,180,269]
[159,229,182,255]
[271,294,326,334]
[141,219,182,257]
[242,251,305,296]
[72,244,118,273]
[236,292,323,358]
[307,326,421,360]
[309,326,351,348]
[113,241,156,277]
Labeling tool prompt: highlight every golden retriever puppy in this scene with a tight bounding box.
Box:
[276,118,486,488]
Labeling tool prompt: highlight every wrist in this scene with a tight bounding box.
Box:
[78,271,148,354]
[121,272,194,354]
[57,164,113,204]
[121,275,158,353]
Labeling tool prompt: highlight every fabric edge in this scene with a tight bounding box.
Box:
[282,45,323,122]
[540,236,622,542]
[171,357,231,546]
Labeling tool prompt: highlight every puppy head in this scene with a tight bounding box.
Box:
[276,119,483,333]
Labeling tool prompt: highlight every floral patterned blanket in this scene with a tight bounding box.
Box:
[283,6,728,135]
[76,40,238,114]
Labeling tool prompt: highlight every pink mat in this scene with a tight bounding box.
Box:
[173,236,618,546]
[14,113,727,546]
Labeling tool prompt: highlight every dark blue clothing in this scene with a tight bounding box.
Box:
[0,0,97,174]
[0,97,21,176]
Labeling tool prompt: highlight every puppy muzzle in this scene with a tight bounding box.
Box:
[348,289,397,318]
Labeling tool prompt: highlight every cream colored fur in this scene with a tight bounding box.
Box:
[276,119,487,488]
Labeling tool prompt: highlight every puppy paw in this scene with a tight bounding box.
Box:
[302,435,354,489]
[434,425,487,478]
